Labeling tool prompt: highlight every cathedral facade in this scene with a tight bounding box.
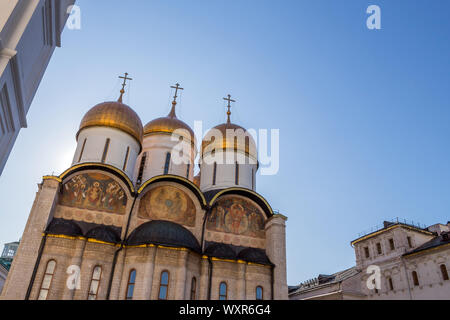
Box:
[0,79,288,300]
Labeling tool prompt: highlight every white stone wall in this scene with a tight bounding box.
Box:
[134,134,196,183]
[73,127,140,178]
[200,150,257,192]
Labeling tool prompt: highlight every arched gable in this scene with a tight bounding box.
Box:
[208,187,274,219]
[59,162,135,195]
[138,175,207,208]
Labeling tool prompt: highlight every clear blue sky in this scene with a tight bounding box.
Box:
[0,0,449,285]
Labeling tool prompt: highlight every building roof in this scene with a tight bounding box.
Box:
[204,241,273,265]
[403,231,450,257]
[351,221,434,246]
[289,266,360,295]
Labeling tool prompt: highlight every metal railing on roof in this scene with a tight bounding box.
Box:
[356,218,427,238]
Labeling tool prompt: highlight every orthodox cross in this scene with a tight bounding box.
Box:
[223,94,236,123]
[118,72,133,102]
[171,83,184,104]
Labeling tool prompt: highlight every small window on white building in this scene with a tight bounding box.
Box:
[376,242,382,255]
[389,238,395,250]
[407,236,413,248]
[364,247,370,258]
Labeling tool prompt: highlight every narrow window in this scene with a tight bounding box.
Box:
[88,266,102,300]
[122,146,130,171]
[38,260,56,300]
[219,282,227,300]
[126,269,136,300]
[235,162,239,185]
[78,138,87,162]
[389,238,395,250]
[407,236,413,248]
[376,243,382,255]
[190,277,197,300]
[136,152,147,185]
[251,168,254,189]
[412,271,419,286]
[186,163,190,179]
[212,162,217,185]
[364,247,370,258]
[164,153,171,175]
[101,138,110,163]
[388,277,394,291]
[374,288,378,294]
[159,271,169,300]
[256,286,263,300]
[440,264,449,281]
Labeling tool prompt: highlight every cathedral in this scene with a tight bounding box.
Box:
[0,75,288,300]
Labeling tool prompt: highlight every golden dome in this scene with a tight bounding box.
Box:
[201,121,257,159]
[143,104,195,145]
[77,101,143,145]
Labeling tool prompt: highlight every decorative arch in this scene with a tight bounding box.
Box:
[208,187,274,219]
[59,162,135,194]
[138,174,207,208]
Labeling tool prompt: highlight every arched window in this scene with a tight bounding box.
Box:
[123,146,130,171]
[440,264,449,281]
[235,162,239,185]
[190,277,197,300]
[256,286,263,300]
[219,282,227,300]
[412,271,419,286]
[38,260,56,300]
[164,153,171,174]
[88,266,102,300]
[78,138,87,162]
[387,277,394,291]
[126,269,136,300]
[159,271,170,300]
[101,138,110,163]
[212,162,217,185]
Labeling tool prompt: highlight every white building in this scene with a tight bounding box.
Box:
[289,220,450,300]
[0,241,19,295]
[0,0,75,175]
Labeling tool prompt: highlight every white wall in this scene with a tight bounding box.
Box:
[134,134,196,184]
[200,150,257,192]
[73,126,140,178]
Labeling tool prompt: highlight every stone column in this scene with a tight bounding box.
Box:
[198,257,210,300]
[174,250,189,299]
[236,262,247,299]
[265,214,288,300]
[141,246,157,299]
[63,238,87,300]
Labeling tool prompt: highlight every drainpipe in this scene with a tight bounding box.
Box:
[207,257,213,300]
[105,195,138,300]
[25,232,48,300]
[200,206,211,252]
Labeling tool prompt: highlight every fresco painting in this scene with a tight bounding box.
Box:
[207,197,265,238]
[60,172,127,214]
[138,185,196,226]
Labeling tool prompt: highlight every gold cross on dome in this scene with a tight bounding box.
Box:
[223,94,236,123]
[171,83,184,104]
[118,72,133,102]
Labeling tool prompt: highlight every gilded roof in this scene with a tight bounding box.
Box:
[143,104,195,144]
[78,101,143,145]
[201,122,257,158]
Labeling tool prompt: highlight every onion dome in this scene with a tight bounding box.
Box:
[126,220,201,253]
[144,103,195,144]
[77,100,143,145]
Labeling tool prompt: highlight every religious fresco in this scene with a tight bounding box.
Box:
[206,197,265,238]
[138,185,196,227]
[59,173,127,214]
